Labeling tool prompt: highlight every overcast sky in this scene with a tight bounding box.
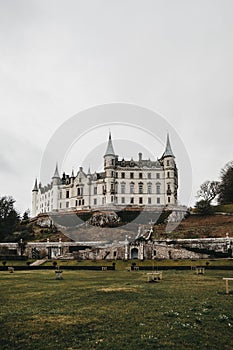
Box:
[0,0,233,214]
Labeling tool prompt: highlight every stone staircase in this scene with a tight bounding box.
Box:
[30,258,47,266]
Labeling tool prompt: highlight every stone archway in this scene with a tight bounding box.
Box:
[131,247,139,259]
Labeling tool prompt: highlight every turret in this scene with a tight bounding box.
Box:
[32,178,38,217]
[104,131,116,168]
[104,132,116,206]
[51,163,60,211]
[161,134,178,205]
[52,163,60,186]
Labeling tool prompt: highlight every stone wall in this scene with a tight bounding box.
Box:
[0,235,232,260]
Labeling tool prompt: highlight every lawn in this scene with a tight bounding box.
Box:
[0,269,233,350]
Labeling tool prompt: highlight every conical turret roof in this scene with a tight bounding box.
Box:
[104,132,115,156]
[32,178,38,192]
[52,163,60,178]
[162,133,175,158]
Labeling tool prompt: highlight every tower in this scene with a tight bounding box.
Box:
[104,132,117,206]
[51,163,60,211]
[32,178,38,217]
[161,134,178,205]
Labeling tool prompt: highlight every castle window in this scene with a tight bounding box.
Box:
[82,199,84,206]
[167,171,170,178]
[112,159,115,165]
[75,200,78,206]
[66,190,69,198]
[147,184,152,194]
[157,197,160,204]
[148,197,151,204]
[130,183,134,194]
[115,172,118,178]
[139,183,143,194]
[130,172,134,179]
[167,160,170,166]
[111,196,114,203]
[66,202,69,208]
[156,173,160,179]
[156,184,161,194]
[139,197,143,204]
[148,173,151,179]
[168,196,171,203]
[130,197,134,204]
[78,199,82,206]
[121,172,125,179]
[94,187,97,195]
[77,187,83,196]
[115,197,118,204]
[121,183,125,194]
[115,183,118,194]
[60,191,62,199]
[139,172,143,179]
[111,171,114,177]
[94,198,97,205]
[59,203,62,208]
[121,197,125,204]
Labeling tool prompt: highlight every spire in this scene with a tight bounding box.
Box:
[52,163,60,178]
[87,166,91,175]
[104,131,115,156]
[162,133,175,158]
[32,178,38,192]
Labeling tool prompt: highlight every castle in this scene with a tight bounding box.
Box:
[32,133,178,217]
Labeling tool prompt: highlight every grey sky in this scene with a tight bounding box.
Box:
[0,0,233,213]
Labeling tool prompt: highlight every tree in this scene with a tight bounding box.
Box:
[22,210,30,222]
[195,200,214,216]
[218,161,233,204]
[197,180,220,203]
[0,196,20,241]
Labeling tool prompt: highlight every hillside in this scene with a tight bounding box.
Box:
[7,211,233,243]
[155,214,233,239]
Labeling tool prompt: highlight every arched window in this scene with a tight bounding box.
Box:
[147,183,152,194]
[138,182,143,194]
[130,182,134,194]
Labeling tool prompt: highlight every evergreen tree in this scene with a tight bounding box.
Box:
[219,161,233,204]
[0,196,20,241]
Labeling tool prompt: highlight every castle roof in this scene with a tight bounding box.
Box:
[52,163,60,178]
[32,178,38,192]
[162,133,175,158]
[104,132,115,156]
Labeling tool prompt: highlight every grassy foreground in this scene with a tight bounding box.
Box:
[0,269,233,350]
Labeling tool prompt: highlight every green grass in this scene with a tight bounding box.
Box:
[40,258,233,268]
[0,269,233,349]
[214,204,233,213]
[2,258,233,269]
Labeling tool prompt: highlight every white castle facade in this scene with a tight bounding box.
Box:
[32,133,178,217]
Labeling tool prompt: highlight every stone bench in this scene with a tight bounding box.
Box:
[195,267,205,275]
[147,272,163,282]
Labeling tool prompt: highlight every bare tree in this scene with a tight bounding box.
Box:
[197,181,220,203]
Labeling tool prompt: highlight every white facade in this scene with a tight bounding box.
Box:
[32,133,178,217]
